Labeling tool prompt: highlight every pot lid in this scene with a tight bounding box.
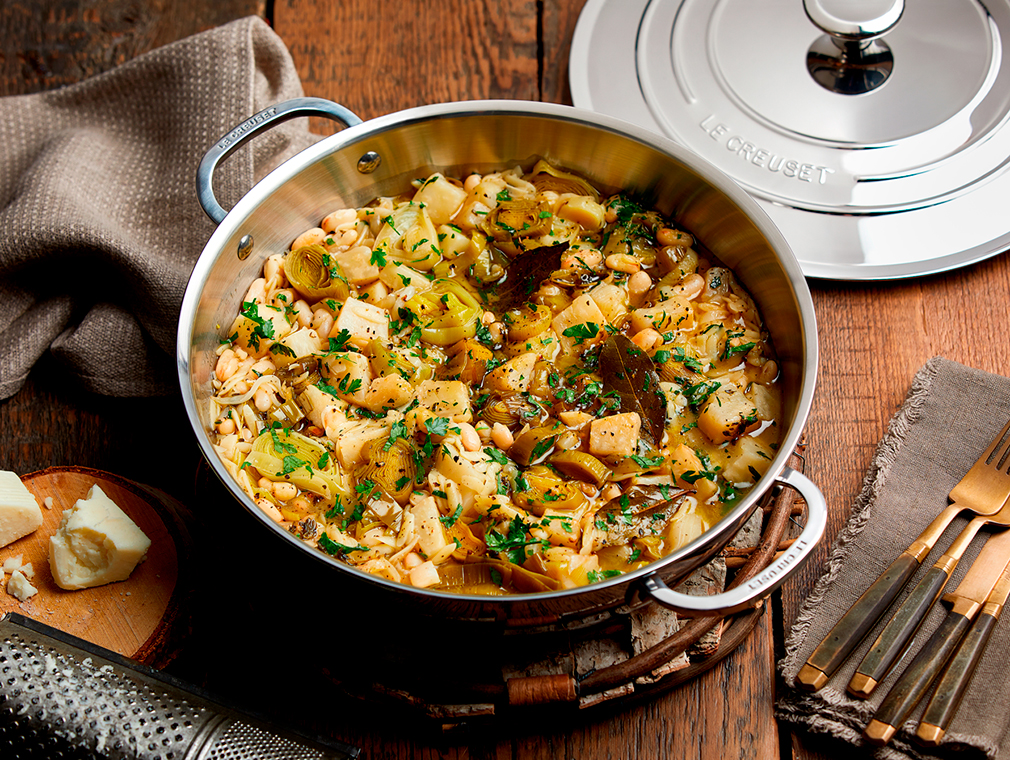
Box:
[569,0,1010,279]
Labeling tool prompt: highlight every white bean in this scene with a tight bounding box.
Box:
[215,349,238,382]
[605,253,641,274]
[657,227,692,247]
[675,273,705,301]
[293,299,313,328]
[311,308,334,338]
[256,498,284,523]
[322,208,357,232]
[291,227,326,250]
[254,386,274,412]
[244,277,267,305]
[263,254,284,286]
[273,482,297,502]
[271,287,296,308]
[459,423,482,452]
[759,359,779,384]
[627,270,652,302]
[250,358,276,375]
[491,422,514,450]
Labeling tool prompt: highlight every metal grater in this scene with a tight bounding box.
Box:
[0,613,359,760]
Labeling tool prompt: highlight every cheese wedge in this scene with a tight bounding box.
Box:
[0,471,43,548]
[48,484,151,590]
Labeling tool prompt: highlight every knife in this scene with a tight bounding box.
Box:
[863,527,1010,746]
[915,559,1010,746]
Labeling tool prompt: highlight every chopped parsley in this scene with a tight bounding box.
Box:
[239,301,275,350]
[561,322,600,345]
[318,532,367,556]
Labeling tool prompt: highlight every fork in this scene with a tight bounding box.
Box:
[797,416,1010,692]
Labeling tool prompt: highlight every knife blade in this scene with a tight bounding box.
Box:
[915,558,1010,746]
[864,527,1010,746]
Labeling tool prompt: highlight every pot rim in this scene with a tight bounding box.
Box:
[177,98,818,606]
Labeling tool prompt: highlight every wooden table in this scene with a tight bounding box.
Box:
[3,2,1009,758]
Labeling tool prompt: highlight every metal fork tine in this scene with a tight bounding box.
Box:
[985,417,1010,466]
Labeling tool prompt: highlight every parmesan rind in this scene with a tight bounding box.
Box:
[48,484,152,591]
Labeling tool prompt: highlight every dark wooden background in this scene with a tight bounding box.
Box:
[4,1,1010,758]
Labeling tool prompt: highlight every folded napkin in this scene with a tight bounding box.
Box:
[0,16,320,399]
[778,357,1010,759]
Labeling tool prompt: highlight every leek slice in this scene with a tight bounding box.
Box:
[246,426,342,502]
[285,244,350,301]
[530,159,601,202]
[404,279,482,346]
[373,202,440,270]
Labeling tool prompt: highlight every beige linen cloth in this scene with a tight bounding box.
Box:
[0,16,320,399]
[778,357,1010,759]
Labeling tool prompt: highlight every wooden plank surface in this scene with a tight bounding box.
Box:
[5,1,1010,759]
[0,0,264,96]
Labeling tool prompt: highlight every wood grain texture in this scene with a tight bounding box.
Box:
[275,0,541,123]
[0,0,263,96]
[0,468,181,664]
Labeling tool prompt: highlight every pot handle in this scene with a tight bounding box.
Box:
[197,97,363,224]
[638,466,826,616]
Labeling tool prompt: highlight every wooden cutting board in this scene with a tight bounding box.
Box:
[0,467,190,666]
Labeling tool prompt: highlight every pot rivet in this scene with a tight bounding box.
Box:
[357,151,381,174]
[237,234,254,261]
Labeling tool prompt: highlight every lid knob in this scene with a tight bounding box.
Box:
[803,0,903,95]
[803,0,904,42]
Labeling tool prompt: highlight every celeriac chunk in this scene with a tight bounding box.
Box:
[483,352,537,394]
[589,412,642,459]
[332,297,389,349]
[698,385,759,443]
[552,294,607,354]
[416,379,473,422]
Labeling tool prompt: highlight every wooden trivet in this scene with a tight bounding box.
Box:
[0,467,194,668]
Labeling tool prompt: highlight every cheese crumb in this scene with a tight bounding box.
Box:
[48,484,152,590]
[8,569,37,601]
[0,471,43,548]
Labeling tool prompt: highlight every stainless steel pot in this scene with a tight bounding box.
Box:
[177,97,825,624]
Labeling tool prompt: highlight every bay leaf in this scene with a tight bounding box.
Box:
[594,485,691,548]
[485,241,569,311]
[597,334,665,444]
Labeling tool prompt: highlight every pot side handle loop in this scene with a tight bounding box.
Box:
[639,466,826,616]
[197,97,363,225]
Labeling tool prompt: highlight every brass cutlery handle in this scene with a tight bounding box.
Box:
[917,609,1000,746]
[797,552,920,691]
[849,517,986,697]
[864,609,974,746]
[848,565,951,698]
[798,502,964,692]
